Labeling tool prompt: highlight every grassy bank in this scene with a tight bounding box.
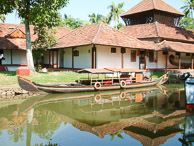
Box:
[0,71,175,86]
[0,71,87,85]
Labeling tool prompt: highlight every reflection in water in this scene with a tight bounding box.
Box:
[0,84,192,146]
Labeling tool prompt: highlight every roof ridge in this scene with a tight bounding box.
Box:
[91,23,103,44]
[154,21,160,37]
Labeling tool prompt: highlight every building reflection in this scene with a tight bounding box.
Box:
[0,85,191,146]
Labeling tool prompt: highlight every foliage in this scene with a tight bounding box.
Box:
[64,14,86,29]
[7,127,25,142]
[110,131,124,141]
[181,0,194,17]
[117,23,125,29]
[32,27,57,70]
[0,0,69,72]
[89,13,103,24]
[33,107,60,140]
[179,16,194,29]
[107,1,125,29]
[0,14,5,22]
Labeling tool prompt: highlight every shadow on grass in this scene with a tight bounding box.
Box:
[0,71,16,76]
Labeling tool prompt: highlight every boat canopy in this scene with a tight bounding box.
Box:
[78,68,146,74]
[78,68,114,74]
[105,68,145,73]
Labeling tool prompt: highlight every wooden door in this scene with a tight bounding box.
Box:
[139,51,145,69]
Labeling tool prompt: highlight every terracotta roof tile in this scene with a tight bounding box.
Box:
[121,0,184,16]
[0,23,71,50]
[158,40,194,53]
[54,23,151,49]
[120,22,194,42]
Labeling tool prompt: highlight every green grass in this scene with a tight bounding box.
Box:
[0,71,88,85]
[151,71,176,80]
[0,71,176,86]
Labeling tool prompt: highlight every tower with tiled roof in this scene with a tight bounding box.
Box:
[121,0,184,26]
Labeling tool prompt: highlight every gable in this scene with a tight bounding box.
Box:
[6,29,26,39]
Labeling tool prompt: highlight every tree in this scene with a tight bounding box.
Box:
[181,0,194,17]
[107,1,125,29]
[0,14,5,23]
[117,23,125,29]
[0,0,69,72]
[88,13,103,24]
[179,16,194,29]
[64,14,85,29]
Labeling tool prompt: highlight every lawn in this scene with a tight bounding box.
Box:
[0,70,174,86]
[0,71,88,85]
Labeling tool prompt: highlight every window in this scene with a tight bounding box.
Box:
[149,50,154,62]
[186,53,190,56]
[163,51,168,55]
[131,50,136,62]
[176,52,180,56]
[73,50,79,57]
[121,47,126,53]
[111,48,116,53]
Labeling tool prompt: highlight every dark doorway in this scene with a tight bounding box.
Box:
[0,50,3,65]
[139,51,145,69]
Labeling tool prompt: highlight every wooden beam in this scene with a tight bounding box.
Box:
[144,50,147,69]
[57,50,59,69]
[49,50,51,67]
[165,51,168,72]
[72,47,75,70]
[191,54,193,69]
[179,53,181,70]
[121,52,124,68]
[11,50,13,65]
[52,51,54,68]
[92,45,96,69]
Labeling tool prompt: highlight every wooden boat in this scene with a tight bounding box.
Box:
[179,72,194,110]
[18,68,169,93]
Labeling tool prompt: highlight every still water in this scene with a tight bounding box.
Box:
[0,84,193,146]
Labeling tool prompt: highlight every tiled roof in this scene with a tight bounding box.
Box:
[121,0,184,17]
[53,23,153,50]
[0,23,71,50]
[120,22,194,43]
[158,40,194,53]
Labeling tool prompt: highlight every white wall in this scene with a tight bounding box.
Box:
[74,46,92,69]
[2,50,26,65]
[124,49,139,69]
[63,48,72,68]
[97,46,122,69]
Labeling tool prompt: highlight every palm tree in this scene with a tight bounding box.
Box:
[181,0,194,17]
[107,1,124,29]
[88,13,103,24]
[0,14,5,23]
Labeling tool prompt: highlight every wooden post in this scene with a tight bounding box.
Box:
[121,53,124,68]
[144,50,147,69]
[92,45,96,69]
[56,50,59,68]
[72,47,75,70]
[179,53,181,70]
[52,51,54,68]
[49,50,51,67]
[165,51,168,72]
[191,54,193,69]
[11,50,13,65]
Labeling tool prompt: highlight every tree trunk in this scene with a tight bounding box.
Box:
[25,19,35,72]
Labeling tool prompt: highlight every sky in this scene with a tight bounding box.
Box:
[2,0,185,25]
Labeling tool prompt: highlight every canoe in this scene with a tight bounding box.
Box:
[18,71,169,93]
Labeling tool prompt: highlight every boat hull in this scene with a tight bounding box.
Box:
[18,73,168,93]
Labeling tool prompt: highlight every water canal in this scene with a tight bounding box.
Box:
[0,84,192,146]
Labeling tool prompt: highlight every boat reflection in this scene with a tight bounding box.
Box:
[0,85,189,146]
